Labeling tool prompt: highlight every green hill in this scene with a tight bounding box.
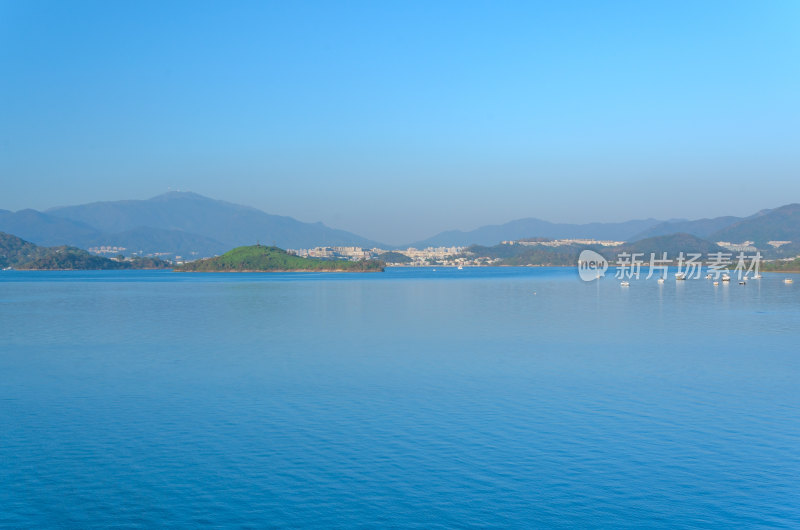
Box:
[21,246,131,270]
[0,231,49,267]
[377,251,412,264]
[460,243,588,266]
[175,245,384,272]
[1,231,170,270]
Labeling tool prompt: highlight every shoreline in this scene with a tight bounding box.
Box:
[6,265,800,273]
[11,267,168,272]
[173,268,383,273]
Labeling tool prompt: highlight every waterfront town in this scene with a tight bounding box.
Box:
[288,246,474,266]
[287,239,630,266]
[86,238,799,267]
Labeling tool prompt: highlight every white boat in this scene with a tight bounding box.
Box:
[785,278,794,284]
[620,281,630,287]
[675,272,686,281]
[713,281,719,286]
[739,280,746,285]
[457,265,463,270]
[722,274,731,282]
[705,274,713,279]
[657,278,665,284]
[752,274,762,279]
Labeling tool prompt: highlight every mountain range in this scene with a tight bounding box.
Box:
[629,216,745,241]
[1,192,382,258]
[0,192,798,258]
[413,204,800,248]
[628,204,800,250]
[409,217,663,247]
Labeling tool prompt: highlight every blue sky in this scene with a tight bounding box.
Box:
[2,1,799,244]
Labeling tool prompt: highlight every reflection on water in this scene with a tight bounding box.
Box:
[1,268,799,527]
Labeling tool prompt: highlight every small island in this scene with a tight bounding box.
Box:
[174,245,385,272]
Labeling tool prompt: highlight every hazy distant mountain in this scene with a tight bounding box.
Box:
[629,216,742,241]
[709,204,800,243]
[413,202,800,248]
[0,208,103,247]
[5,192,798,257]
[48,192,383,250]
[409,217,663,248]
[621,204,800,246]
[2,192,383,257]
[0,208,228,258]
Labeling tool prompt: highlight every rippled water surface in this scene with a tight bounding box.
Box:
[1,268,799,527]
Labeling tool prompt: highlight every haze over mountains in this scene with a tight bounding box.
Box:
[629,204,800,247]
[630,216,745,241]
[1,192,382,258]
[409,218,663,248]
[0,192,798,258]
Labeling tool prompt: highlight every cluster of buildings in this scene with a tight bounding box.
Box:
[717,241,795,252]
[716,241,758,252]
[384,246,463,261]
[88,245,194,264]
[88,245,127,255]
[289,246,465,266]
[92,238,796,268]
[290,246,373,260]
[502,238,625,247]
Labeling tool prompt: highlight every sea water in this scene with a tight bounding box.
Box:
[1,268,799,527]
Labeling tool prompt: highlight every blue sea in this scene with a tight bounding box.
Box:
[1,267,799,528]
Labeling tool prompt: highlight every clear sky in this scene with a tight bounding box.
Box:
[2,1,799,244]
